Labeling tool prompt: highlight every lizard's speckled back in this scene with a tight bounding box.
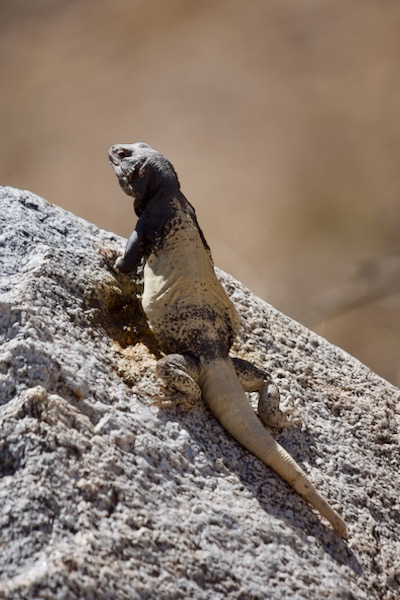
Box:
[142,197,240,357]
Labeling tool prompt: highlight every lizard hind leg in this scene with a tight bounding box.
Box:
[231,357,301,429]
[156,353,202,408]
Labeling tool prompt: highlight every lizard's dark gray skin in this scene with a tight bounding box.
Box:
[109,141,346,536]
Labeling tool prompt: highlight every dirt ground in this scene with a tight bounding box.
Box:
[1,0,399,385]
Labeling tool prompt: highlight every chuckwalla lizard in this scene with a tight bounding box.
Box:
[109,141,346,536]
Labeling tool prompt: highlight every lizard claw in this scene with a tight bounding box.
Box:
[151,389,199,411]
[150,394,175,408]
[258,387,302,429]
[277,394,302,428]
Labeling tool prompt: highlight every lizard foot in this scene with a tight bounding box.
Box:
[258,384,302,429]
[151,389,199,410]
[156,353,202,410]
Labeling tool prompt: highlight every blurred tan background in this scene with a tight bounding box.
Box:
[1,0,399,385]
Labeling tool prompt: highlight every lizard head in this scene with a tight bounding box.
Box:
[108,142,180,216]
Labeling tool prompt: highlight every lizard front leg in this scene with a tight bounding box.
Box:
[231,357,301,428]
[156,353,202,408]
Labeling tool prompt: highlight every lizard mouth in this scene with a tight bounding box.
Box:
[108,147,148,197]
[109,153,144,182]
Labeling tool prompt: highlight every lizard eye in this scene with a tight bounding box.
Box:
[116,148,131,159]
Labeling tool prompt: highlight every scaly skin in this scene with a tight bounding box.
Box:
[109,142,346,537]
[200,359,346,536]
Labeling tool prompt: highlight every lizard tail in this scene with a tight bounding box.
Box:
[199,358,347,537]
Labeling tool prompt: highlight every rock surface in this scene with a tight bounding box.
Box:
[0,186,399,599]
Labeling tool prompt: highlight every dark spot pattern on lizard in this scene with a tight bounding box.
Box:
[109,141,347,536]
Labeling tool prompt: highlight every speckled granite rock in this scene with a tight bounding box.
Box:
[0,186,399,599]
